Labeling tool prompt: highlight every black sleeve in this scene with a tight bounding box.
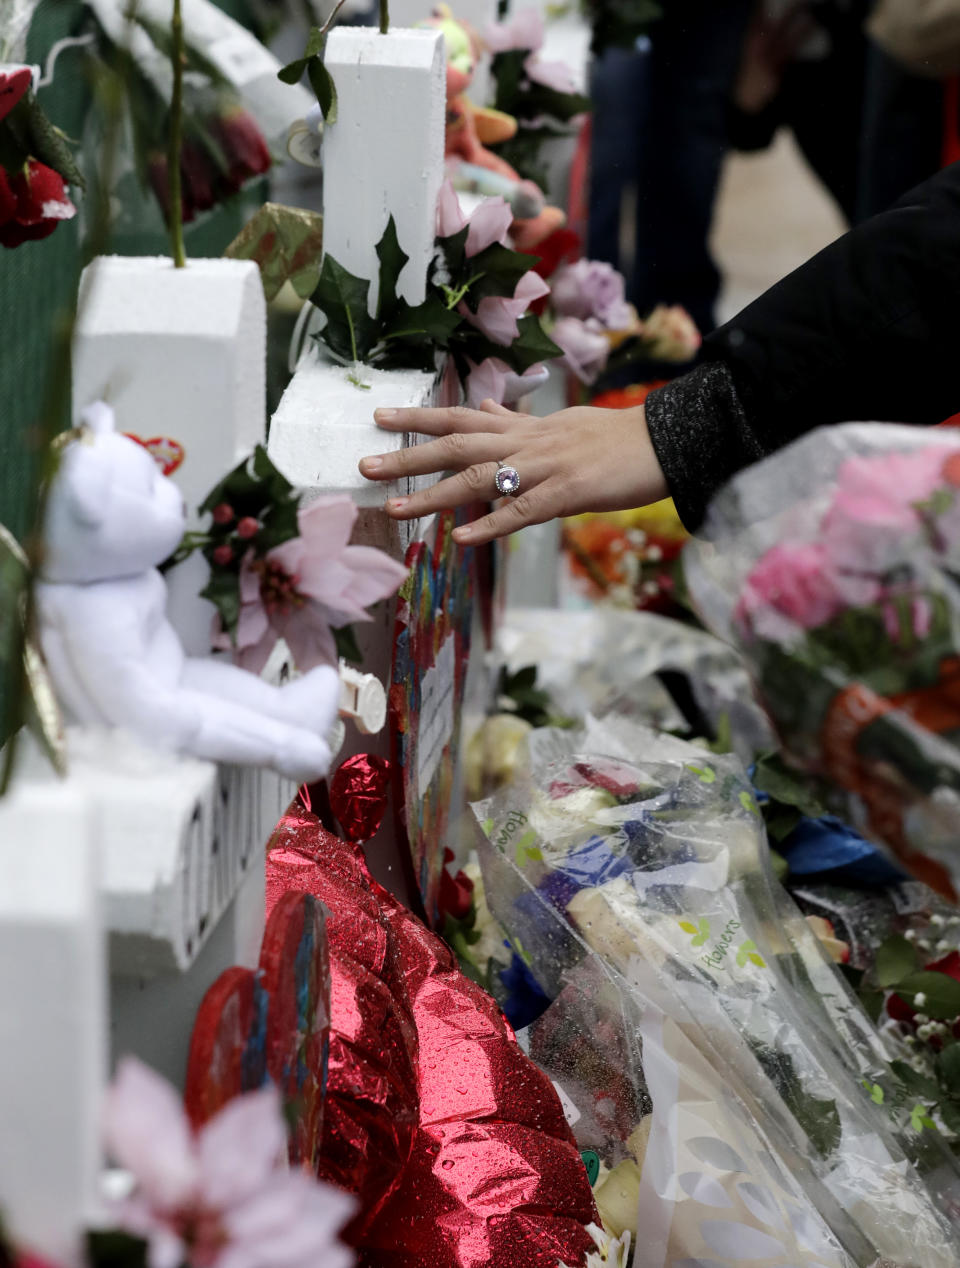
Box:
[645,160,960,530]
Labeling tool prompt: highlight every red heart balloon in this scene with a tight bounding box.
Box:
[329,753,392,843]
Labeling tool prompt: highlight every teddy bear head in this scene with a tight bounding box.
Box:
[41,402,186,584]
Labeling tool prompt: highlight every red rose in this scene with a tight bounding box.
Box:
[209,106,271,194]
[438,848,474,922]
[0,67,32,123]
[0,160,76,248]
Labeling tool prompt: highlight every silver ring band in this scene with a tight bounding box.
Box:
[495,462,521,497]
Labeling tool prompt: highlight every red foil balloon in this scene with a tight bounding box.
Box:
[266,806,597,1267]
[329,753,391,843]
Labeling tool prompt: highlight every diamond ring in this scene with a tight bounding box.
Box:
[495,463,521,497]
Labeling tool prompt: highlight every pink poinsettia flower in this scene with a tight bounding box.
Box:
[523,52,578,94]
[437,179,512,257]
[550,316,610,384]
[460,269,550,345]
[103,1057,355,1268]
[465,357,549,407]
[484,7,544,53]
[215,496,409,673]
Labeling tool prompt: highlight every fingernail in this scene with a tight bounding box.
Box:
[375,409,399,421]
[386,497,408,511]
[360,456,382,471]
[453,525,473,541]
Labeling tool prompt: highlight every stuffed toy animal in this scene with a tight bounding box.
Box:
[36,402,341,783]
[422,6,566,251]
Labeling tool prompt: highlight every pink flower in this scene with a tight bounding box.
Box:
[523,52,578,93]
[550,317,610,384]
[103,1057,355,1268]
[484,8,544,52]
[437,180,512,256]
[550,259,633,329]
[460,269,550,344]
[465,357,549,407]
[821,449,949,572]
[215,496,408,672]
[736,542,879,637]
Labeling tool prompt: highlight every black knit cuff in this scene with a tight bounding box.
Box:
[645,360,762,533]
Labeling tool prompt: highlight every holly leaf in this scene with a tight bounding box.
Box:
[201,566,242,639]
[311,254,377,363]
[895,971,960,1021]
[875,934,919,989]
[225,202,325,301]
[382,294,461,344]
[437,225,470,281]
[505,314,563,370]
[375,216,408,321]
[462,241,540,309]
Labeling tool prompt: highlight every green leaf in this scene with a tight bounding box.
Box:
[383,294,461,343]
[22,95,84,189]
[311,254,377,363]
[201,567,242,639]
[375,216,408,321]
[333,624,363,665]
[910,1102,937,1132]
[895,971,960,1021]
[308,57,338,124]
[890,1059,941,1101]
[437,224,470,280]
[500,313,563,372]
[875,934,919,989]
[225,202,325,302]
[937,1043,960,1095]
[751,751,827,819]
[462,241,540,309]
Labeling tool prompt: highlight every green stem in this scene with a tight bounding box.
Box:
[379,0,389,33]
[168,0,186,268]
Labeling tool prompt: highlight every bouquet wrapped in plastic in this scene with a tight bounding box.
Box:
[684,424,960,899]
[471,715,960,1266]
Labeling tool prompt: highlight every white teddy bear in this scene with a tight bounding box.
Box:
[36,402,341,783]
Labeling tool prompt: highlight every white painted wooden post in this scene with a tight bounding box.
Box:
[321,27,446,312]
[73,255,267,658]
[0,739,106,1264]
[389,0,498,106]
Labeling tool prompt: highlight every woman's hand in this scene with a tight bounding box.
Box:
[358,398,669,546]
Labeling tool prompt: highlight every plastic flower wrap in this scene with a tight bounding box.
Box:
[471,714,960,1266]
[684,424,960,900]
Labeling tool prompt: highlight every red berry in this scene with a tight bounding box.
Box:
[212,544,234,566]
[237,516,260,539]
[212,502,234,525]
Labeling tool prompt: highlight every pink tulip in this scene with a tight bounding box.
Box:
[465,357,549,407]
[460,269,550,345]
[103,1057,355,1268]
[550,316,610,384]
[436,179,512,256]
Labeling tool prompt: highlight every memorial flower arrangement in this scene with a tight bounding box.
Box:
[484,8,591,190]
[685,425,960,901]
[547,258,701,386]
[0,65,81,248]
[169,446,408,670]
[308,182,562,405]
